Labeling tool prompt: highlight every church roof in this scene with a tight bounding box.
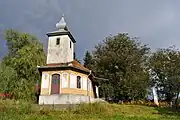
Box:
[38,60,90,74]
[47,60,89,72]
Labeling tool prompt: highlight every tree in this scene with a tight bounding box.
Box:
[0,63,17,94]
[83,51,93,69]
[73,52,81,63]
[4,29,39,57]
[91,33,150,101]
[149,46,180,106]
[0,29,46,101]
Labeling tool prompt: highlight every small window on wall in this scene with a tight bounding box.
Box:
[56,38,60,45]
[77,76,81,88]
[70,41,72,48]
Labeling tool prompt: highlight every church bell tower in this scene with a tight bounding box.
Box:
[46,15,76,64]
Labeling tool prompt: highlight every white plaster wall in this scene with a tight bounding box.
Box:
[62,73,68,88]
[70,74,77,88]
[82,77,87,90]
[88,79,92,91]
[46,35,74,64]
[41,73,49,89]
[80,76,83,89]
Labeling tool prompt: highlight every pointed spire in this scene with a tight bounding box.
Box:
[56,14,68,31]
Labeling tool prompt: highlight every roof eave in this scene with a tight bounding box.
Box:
[46,31,76,43]
[37,65,89,74]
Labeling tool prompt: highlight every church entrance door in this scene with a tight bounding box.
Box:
[51,74,60,94]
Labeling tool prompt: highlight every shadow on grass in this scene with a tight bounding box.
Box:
[154,107,180,117]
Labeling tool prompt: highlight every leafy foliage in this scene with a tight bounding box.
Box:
[149,46,180,103]
[83,50,93,69]
[0,64,17,94]
[86,33,150,100]
[0,29,46,101]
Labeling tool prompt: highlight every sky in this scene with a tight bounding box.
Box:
[0,0,180,61]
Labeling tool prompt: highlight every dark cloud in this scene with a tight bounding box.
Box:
[0,0,180,60]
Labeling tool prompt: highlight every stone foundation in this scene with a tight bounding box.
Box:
[39,94,96,105]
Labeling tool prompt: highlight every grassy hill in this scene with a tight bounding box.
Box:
[0,100,179,120]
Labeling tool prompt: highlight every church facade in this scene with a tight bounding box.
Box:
[37,16,99,105]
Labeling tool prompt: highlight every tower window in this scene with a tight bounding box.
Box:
[73,52,76,59]
[56,38,60,45]
[77,76,81,89]
[70,41,72,48]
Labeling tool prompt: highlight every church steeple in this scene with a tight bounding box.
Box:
[46,15,75,43]
[46,15,76,64]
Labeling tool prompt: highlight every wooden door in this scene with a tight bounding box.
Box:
[51,74,60,94]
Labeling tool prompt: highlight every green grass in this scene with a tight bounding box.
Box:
[0,100,179,120]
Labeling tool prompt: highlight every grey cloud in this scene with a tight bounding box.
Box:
[0,0,180,60]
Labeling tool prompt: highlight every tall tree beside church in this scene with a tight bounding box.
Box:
[149,46,180,106]
[83,51,93,69]
[91,33,150,100]
[0,29,46,100]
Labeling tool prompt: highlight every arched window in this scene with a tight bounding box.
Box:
[77,76,81,89]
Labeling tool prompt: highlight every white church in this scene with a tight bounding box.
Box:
[37,15,101,105]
